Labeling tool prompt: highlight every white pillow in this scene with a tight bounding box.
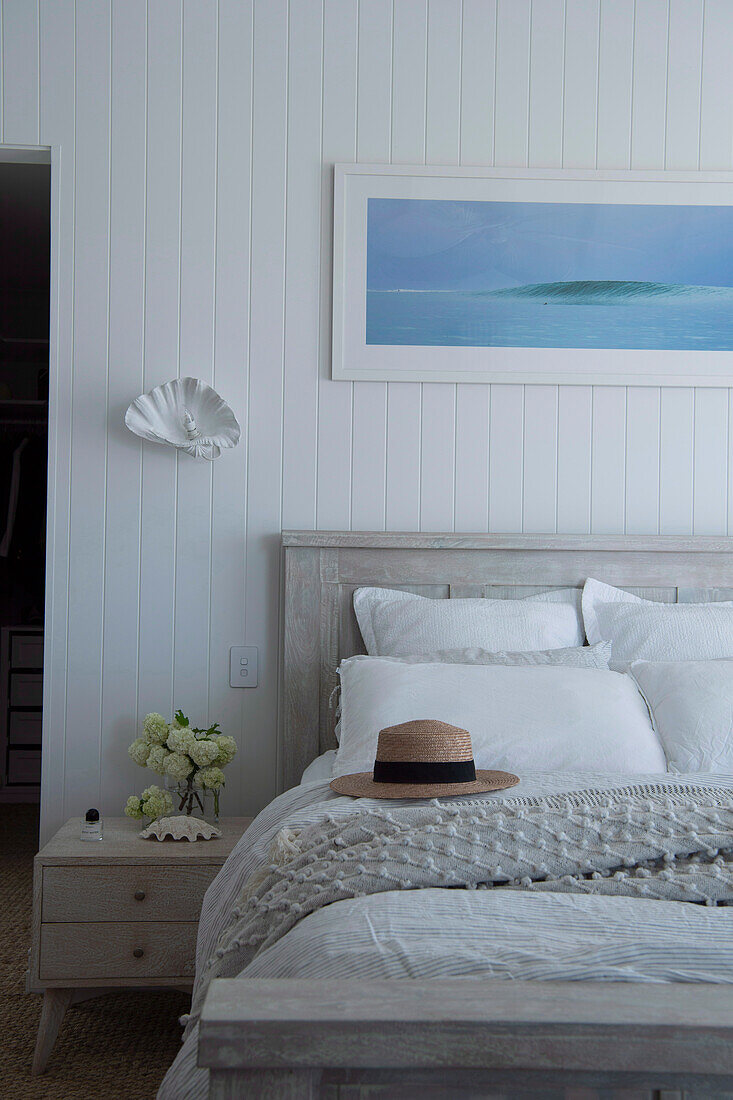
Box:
[582,578,733,669]
[354,587,583,656]
[331,643,611,744]
[630,659,733,774]
[333,656,666,778]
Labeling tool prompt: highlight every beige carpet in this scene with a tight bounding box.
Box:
[1,803,189,1100]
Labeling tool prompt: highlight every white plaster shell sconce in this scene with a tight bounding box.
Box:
[125,376,241,460]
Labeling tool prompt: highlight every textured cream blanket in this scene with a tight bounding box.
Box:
[186,782,733,1030]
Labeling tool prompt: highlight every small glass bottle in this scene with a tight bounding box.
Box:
[80,808,103,841]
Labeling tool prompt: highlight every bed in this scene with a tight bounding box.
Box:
[160,531,733,1100]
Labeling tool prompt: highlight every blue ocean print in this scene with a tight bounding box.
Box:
[366,198,733,349]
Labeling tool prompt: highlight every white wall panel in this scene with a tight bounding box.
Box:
[625,388,661,534]
[529,0,565,169]
[100,0,147,814]
[9,0,733,840]
[63,0,110,818]
[209,0,253,810]
[563,0,600,168]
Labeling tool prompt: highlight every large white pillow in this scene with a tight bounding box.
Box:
[630,659,733,774]
[354,587,583,656]
[331,643,611,744]
[582,578,733,669]
[333,656,666,778]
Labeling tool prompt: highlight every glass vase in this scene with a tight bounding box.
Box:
[165,776,220,824]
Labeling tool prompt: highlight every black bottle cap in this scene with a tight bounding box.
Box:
[85,808,100,822]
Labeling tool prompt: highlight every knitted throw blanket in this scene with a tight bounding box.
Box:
[188,783,733,1027]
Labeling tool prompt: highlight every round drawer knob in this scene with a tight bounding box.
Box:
[134,890,146,901]
[132,947,144,959]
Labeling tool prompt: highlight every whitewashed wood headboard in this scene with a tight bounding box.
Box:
[280,531,733,791]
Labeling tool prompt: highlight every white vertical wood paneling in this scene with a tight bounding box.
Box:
[528,0,565,168]
[316,0,357,530]
[2,0,39,142]
[460,0,496,166]
[659,388,694,534]
[699,0,733,170]
[385,0,427,531]
[391,0,427,164]
[173,0,217,722]
[625,388,661,534]
[351,0,390,531]
[243,0,289,810]
[631,0,669,169]
[136,0,179,734]
[208,0,253,810]
[63,0,111,817]
[489,385,524,532]
[596,0,634,168]
[494,0,530,166]
[522,386,558,533]
[281,0,321,531]
[563,0,600,168]
[39,0,75,838]
[665,0,703,169]
[557,387,592,533]
[420,383,455,531]
[10,0,733,841]
[100,0,146,812]
[693,389,729,534]
[591,387,626,533]
[453,386,489,531]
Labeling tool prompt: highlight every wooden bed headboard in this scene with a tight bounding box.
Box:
[280,531,733,791]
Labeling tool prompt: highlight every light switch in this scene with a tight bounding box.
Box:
[230,646,258,688]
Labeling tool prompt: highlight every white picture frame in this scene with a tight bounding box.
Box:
[332,163,733,386]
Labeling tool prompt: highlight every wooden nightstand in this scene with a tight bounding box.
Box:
[28,815,252,1074]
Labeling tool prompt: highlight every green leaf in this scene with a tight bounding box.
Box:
[174,709,190,727]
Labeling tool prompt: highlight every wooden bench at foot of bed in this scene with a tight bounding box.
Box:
[197,977,733,1099]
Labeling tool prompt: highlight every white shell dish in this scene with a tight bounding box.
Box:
[125,377,241,460]
[139,815,222,842]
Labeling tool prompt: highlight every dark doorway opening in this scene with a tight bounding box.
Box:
[0,157,51,806]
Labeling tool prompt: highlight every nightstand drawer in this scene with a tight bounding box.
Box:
[39,922,198,981]
[42,864,220,923]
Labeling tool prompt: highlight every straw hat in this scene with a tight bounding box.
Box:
[330,719,519,799]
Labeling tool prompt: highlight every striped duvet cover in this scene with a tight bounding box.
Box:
[158,769,733,1100]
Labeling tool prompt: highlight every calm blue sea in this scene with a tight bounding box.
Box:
[366,285,733,350]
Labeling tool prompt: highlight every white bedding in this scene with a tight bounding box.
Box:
[158,766,733,1100]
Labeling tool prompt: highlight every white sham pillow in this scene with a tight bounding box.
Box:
[354,586,583,656]
[582,578,733,669]
[630,659,733,774]
[333,656,666,778]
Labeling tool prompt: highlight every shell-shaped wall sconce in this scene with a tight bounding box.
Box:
[125,377,241,460]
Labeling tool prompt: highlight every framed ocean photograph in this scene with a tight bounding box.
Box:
[332,164,733,385]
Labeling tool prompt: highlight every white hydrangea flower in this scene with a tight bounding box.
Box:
[146,745,169,775]
[196,765,225,790]
[124,795,143,819]
[164,751,194,781]
[211,734,237,766]
[142,712,170,745]
[128,737,151,767]
[188,738,219,768]
[167,726,195,754]
[140,785,173,821]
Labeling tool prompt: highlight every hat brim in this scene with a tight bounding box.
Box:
[329,769,519,800]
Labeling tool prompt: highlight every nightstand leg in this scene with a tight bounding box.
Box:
[32,988,73,1075]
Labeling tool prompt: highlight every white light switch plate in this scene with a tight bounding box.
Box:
[230,646,258,688]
